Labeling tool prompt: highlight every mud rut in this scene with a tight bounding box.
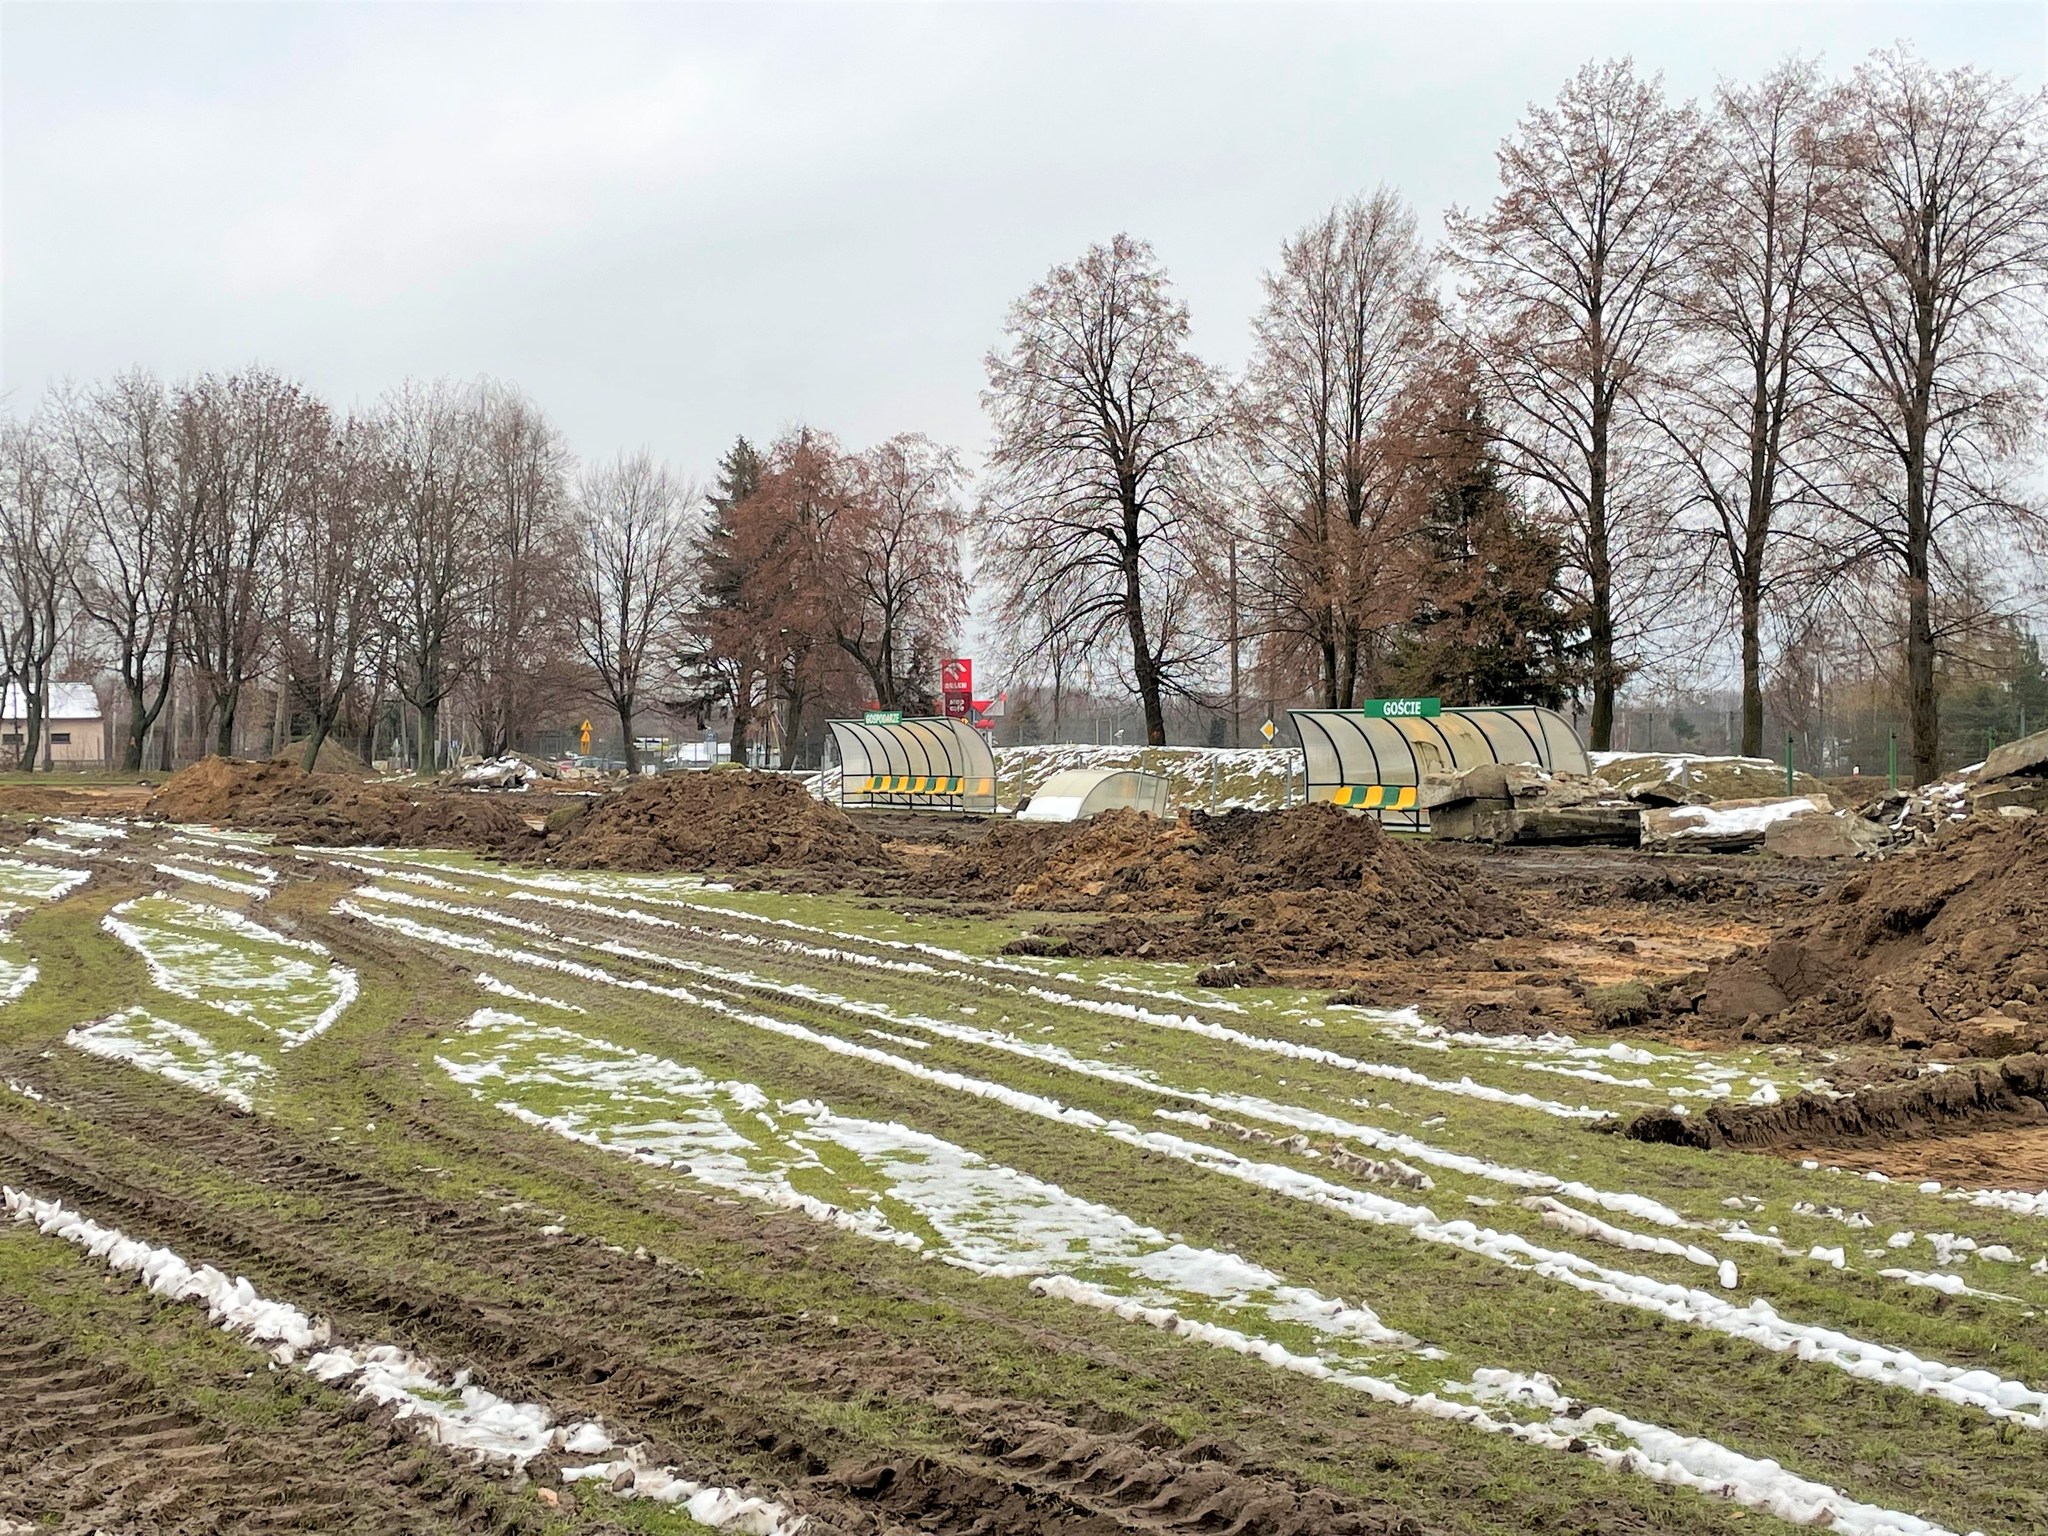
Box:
[12,836,2007,1536]
[0,913,1437,1536]
[0,1286,545,1535]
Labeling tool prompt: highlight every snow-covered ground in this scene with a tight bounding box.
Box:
[102,895,357,1047]
[0,858,92,1012]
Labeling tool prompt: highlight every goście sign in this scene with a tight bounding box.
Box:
[1361,697,1441,719]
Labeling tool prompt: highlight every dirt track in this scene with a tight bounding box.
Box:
[7,793,2048,1533]
[0,1264,545,1535]
[0,1030,1448,1536]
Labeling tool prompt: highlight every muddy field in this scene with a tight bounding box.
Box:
[1,773,2046,1535]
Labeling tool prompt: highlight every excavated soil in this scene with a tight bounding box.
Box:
[930,806,1532,972]
[551,772,888,874]
[146,756,540,854]
[0,781,156,815]
[1651,816,2048,1052]
[1626,1053,2048,1153]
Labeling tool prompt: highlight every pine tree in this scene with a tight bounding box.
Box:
[1391,415,1588,708]
[675,436,764,758]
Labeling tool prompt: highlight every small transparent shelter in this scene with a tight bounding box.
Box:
[1290,706,1590,829]
[1017,768,1172,823]
[828,716,999,813]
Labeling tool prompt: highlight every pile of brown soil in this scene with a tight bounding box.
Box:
[273,736,369,774]
[945,805,1530,970]
[1627,1053,2048,1153]
[147,756,539,854]
[147,757,304,823]
[552,771,886,873]
[1658,815,2048,1049]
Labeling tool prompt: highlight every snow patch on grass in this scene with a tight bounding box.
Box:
[2,1186,803,1529]
[103,895,357,1047]
[439,1009,1416,1368]
[67,1007,271,1109]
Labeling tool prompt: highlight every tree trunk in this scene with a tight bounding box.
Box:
[159,667,180,773]
[1586,413,1616,751]
[618,700,639,774]
[1587,537,1615,751]
[272,676,290,757]
[1120,501,1166,746]
[419,698,440,775]
[214,691,237,758]
[1739,585,1765,759]
[1904,465,1938,784]
[301,714,332,774]
[22,687,42,775]
[122,678,148,773]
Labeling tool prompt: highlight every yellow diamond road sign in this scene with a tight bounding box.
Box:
[1260,718,1277,742]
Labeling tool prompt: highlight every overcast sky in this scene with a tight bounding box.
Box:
[4,2,2043,478]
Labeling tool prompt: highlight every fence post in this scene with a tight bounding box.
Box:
[1887,729,1898,791]
[1209,755,1218,813]
[1784,732,1794,796]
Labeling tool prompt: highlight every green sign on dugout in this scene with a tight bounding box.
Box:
[863,709,904,725]
[1359,697,1441,720]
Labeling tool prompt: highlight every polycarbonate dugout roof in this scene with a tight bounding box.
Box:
[828,716,998,813]
[1017,768,1171,823]
[1291,706,1590,804]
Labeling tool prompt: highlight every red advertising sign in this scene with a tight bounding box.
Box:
[941,657,972,695]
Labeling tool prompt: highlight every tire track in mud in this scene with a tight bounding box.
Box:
[0,1287,543,1535]
[307,881,2048,1536]
[0,1067,1445,1536]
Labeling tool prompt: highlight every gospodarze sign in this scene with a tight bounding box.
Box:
[1361,697,1442,720]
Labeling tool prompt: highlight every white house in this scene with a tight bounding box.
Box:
[2,683,107,769]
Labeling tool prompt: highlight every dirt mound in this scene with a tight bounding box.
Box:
[274,736,369,774]
[147,756,306,822]
[552,771,886,873]
[1626,1053,2048,1153]
[147,755,538,854]
[950,805,1531,971]
[1658,815,2048,1049]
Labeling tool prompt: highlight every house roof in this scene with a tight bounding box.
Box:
[2,683,103,721]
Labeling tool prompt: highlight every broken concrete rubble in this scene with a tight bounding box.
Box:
[1982,725,2048,783]
[1640,795,1833,853]
[1761,810,1884,860]
[1421,764,1639,844]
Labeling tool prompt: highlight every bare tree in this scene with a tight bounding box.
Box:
[179,369,324,757]
[53,372,196,772]
[832,435,969,710]
[285,416,388,771]
[1241,188,1438,707]
[1807,48,2048,782]
[1447,60,1705,747]
[983,235,1222,745]
[379,381,486,774]
[1660,60,1840,756]
[571,452,695,774]
[0,420,77,770]
[469,384,572,757]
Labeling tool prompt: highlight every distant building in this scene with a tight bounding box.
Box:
[2,683,107,769]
